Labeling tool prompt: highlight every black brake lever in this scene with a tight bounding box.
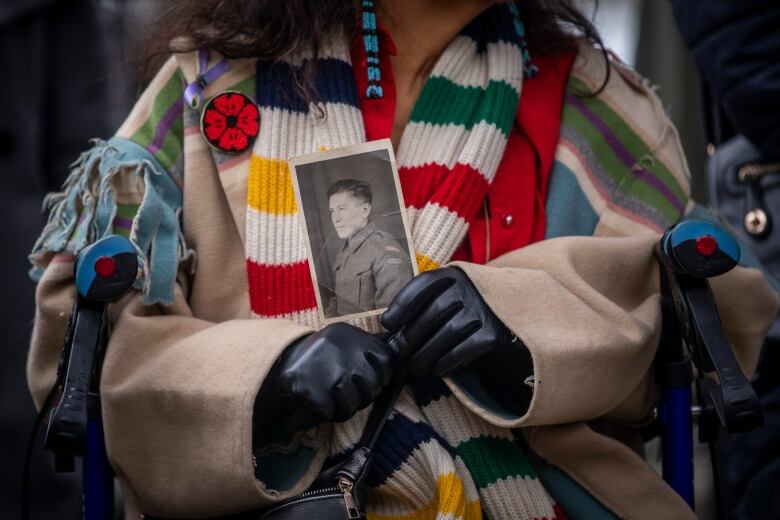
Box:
[656,220,763,434]
[45,235,138,460]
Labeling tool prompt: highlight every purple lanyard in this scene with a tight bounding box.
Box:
[184,49,230,108]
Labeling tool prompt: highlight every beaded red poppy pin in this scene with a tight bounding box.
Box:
[200,91,259,154]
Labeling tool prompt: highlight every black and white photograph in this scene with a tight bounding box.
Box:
[290,139,418,323]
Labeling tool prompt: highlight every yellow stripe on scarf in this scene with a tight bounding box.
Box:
[247,155,297,215]
[416,253,440,273]
[368,473,481,520]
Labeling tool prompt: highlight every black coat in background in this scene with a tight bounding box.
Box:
[672,3,780,519]
[1,0,130,517]
[671,0,780,159]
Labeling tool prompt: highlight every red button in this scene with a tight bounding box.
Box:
[94,256,117,278]
[695,235,718,257]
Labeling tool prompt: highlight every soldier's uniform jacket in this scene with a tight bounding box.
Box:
[327,221,413,317]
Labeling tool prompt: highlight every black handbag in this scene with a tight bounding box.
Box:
[146,371,407,520]
[257,370,406,520]
[707,134,780,339]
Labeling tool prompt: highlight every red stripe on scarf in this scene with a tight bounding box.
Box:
[400,162,489,221]
[247,260,317,316]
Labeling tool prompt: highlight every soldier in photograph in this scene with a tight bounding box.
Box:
[325,178,413,317]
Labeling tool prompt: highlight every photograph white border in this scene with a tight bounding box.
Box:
[289,138,419,325]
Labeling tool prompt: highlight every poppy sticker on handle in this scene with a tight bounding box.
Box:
[200,91,260,154]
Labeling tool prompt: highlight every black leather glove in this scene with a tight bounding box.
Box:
[253,323,408,448]
[382,267,533,415]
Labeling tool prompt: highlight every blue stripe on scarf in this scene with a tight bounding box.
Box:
[367,413,456,487]
[461,3,520,53]
[255,57,360,112]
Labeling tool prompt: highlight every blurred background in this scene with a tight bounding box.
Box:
[1,0,776,518]
[1,2,162,518]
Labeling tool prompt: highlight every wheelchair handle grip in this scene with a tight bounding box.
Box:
[659,220,740,278]
[46,235,138,457]
[75,235,138,302]
[656,220,763,434]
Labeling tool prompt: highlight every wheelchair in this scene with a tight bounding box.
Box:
[27,219,765,519]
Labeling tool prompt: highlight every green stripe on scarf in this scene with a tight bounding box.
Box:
[411,77,519,135]
[456,436,537,489]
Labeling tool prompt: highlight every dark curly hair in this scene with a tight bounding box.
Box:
[145,0,607,95]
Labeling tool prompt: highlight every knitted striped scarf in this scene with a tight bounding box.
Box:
[247,6,562,520]
[247,6,523,329]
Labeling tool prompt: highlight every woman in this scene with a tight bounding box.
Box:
[28,0,779,518]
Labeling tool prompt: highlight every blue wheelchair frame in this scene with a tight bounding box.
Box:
[37,220,765,519]
[39,235,138,519]
[654,220,763,509]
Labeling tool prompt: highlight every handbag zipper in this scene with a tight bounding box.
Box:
[271,485,340,506]
[262,477,361,518]
[338,476,361,519]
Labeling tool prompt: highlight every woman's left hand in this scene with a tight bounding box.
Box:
[381,267,516,377]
